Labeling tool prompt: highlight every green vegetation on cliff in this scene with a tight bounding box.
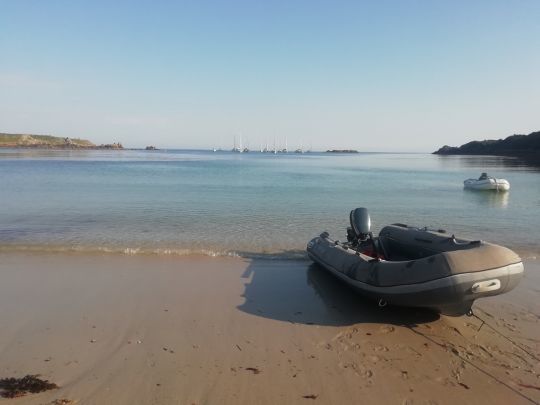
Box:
[0,133,122,149]
[434,130,540,156]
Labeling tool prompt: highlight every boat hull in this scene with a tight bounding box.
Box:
[464,178,510,191]
[307,235,523,316]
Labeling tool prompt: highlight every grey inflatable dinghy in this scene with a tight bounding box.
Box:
[307,208,523,316]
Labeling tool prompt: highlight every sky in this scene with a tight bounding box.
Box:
[1,1,539,152]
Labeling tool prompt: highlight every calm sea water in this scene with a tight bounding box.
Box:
[1,149,539,258]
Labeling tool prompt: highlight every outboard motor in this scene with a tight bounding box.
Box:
[347,208,380,258]
[349,207,371,241]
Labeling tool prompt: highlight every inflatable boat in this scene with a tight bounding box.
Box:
[307,208,523,316]
[464,172,510,191]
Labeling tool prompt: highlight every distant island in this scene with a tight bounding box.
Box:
[433,130,540,156]
[326,149,359,153]
[0,133,123,149]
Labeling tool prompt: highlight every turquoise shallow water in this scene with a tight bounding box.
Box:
[0,149,539,258]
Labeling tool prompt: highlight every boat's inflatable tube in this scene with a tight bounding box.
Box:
[307,224,523,316]
[464,175,510,191]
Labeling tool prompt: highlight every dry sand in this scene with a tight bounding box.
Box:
[0,253,538,405]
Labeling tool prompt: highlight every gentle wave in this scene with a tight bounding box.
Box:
[0,244,536,262]
[0,244,310,260]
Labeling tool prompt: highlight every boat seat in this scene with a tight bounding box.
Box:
[377,235,406,261]
[376,237,389,260]
[379,224,487,261]
[386,238,438,260]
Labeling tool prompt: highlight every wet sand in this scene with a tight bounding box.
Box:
[0,253,538,404]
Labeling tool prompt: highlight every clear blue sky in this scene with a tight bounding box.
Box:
[1,1,539,151]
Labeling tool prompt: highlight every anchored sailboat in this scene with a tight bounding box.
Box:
[232,135,242,153]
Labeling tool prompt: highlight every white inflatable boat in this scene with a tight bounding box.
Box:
[464,173,510,191]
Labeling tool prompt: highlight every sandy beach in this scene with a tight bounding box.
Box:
[0,253,539,405]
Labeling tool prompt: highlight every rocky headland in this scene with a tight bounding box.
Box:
[326,149,359,153]
[433,130,540,156]
[0,133,123,149]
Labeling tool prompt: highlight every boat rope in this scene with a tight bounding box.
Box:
[470,310,540,363]
[407,325,540,405]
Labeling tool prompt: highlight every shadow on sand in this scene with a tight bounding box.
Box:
[237,259,439,327]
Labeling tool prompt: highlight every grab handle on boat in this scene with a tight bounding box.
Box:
[449,235,482,246]
[471,279,501,293]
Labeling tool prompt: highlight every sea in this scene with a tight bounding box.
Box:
[1,148,539,259]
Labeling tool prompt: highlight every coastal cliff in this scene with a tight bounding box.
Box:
[433,130,540,156]
[0,133,123,149]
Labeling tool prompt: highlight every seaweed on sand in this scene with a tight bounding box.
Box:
[0,374,58,398]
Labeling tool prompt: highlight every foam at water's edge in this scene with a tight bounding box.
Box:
[0,244,310,260]
[1,243,536,263]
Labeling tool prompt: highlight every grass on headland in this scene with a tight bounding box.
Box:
[0,133,95,147]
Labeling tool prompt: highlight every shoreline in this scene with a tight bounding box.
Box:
[0,146,124,150]
[0,243,537,261]
[0,253,538,404]
[0,245,310,260]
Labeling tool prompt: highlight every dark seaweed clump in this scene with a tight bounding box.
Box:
[0,374,58,398]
